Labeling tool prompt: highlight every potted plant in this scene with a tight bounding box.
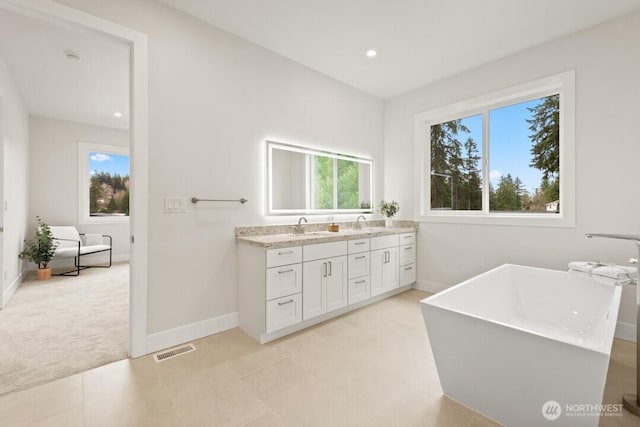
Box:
[18,216,58,280]
[378,200,400,227]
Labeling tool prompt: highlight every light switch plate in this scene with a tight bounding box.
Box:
[164,197,188,213]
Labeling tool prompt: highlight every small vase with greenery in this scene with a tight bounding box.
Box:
[19,216,58,280]
[378,200,400,227]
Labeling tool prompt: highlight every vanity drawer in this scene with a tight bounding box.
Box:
[348,252,370,279]
[348,238,370,254]
[400,264,416,286]
[399,244,416,266]
[370,234,400,250]
[266,264,302,300]
[348,276,370,305]
[266,293,302,333]
[399,232,415,245]
[303,241,347,262]
[266,246,302,268]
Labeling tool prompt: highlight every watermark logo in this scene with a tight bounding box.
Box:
[541,400,623,421]
[542,400,562,421]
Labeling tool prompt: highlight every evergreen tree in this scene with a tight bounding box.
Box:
[513,177,524,208]
[430,120,469,209]
[89,174,102,214]
[106,196,118,213]
[492,174,521,211]
[459,137,482,210]
[528,94,560,202]
[121,190,130,215]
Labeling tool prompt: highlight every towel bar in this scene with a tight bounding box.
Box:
[191,197,248,204]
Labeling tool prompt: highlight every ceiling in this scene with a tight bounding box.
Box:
[0,8,129,130]
[157,0,640,99]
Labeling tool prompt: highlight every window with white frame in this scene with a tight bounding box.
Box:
[415,71,575,227]
[79,142,130,224]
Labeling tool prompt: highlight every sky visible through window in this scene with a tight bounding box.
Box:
[460,98,544,195]
[89,152,130,176]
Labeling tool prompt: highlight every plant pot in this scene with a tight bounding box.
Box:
[385,218,393,227]
[36,268,52,280]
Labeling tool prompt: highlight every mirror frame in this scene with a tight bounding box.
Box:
[266,140,374,216]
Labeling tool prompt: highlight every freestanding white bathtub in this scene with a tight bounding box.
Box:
[421,264,622,427]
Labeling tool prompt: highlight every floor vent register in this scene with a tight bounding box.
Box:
[153,343,196,362]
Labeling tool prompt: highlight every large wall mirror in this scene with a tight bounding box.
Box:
[267,141,373,215]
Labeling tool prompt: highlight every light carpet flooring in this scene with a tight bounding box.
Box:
[0,289,637,426]
[0,263,129,395]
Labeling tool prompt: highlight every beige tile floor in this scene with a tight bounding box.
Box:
[0,289,636,426]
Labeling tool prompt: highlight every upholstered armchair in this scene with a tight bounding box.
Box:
[49,226,112,276]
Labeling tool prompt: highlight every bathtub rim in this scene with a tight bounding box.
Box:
[420,263,623,355]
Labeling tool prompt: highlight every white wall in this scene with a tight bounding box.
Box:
[0,55,29,307]
[29,116,130,264]
[55,0,384,335]
[384,12,640,335]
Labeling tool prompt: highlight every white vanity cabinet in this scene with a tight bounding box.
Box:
[302,241,348,320]
[370,234,400,297]
[237,227,417,344]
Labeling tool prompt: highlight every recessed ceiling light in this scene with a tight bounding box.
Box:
[366,49,377,58]
[113,112,123,118]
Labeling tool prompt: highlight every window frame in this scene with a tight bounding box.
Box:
[78,142,130,225]
[414,71,575,227]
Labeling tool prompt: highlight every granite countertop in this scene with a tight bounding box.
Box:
[236,223,418,248]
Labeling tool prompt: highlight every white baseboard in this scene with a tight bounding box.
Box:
[1,271,24,309]
[145,312,238,355]
[615,322,636,342]
[414,279,449,294]
[112,254,129,263]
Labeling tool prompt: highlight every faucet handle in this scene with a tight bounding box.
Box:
[629,258,638,264]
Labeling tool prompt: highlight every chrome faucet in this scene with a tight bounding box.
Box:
[585,232,640,416]
[293,217,308,234]
[354,215,366,229]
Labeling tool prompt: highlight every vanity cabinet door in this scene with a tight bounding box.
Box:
[383,247,400,292]
[303,259,326,320]
[325,256,348,313]
[370,249,386,297]
[371,247,400,297]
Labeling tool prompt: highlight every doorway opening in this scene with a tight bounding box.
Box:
[0,0,148,395]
